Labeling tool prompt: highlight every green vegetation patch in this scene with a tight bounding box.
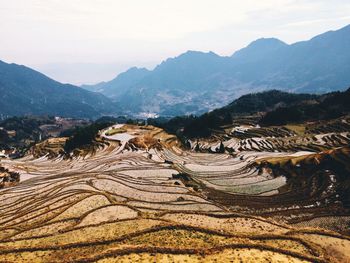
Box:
[105,128,127,136]
[64,122,114,153]
[284,125,306,136]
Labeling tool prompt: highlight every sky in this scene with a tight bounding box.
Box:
[0,0,350,85]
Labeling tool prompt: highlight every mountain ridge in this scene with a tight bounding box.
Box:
[83,24,350,116]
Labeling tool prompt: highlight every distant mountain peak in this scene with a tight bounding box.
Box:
[248,37,286,47]
[162,50,219,63]
[180,50,218,57]
[232,37,287,58]
[125,66,149,73]
[154,50,222,73]
[113,67,150,81]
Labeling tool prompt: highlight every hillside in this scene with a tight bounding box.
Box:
[261,88,350,126]
[149,89,350,138]
[0,60,117,118]
[84,24,350,116]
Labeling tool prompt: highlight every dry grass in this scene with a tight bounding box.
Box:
[285,124,306,136]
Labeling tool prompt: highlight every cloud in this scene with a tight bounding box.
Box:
[282,16,350,27]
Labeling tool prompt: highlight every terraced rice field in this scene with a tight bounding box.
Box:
[195,117,350,153]
[0,124,349,262]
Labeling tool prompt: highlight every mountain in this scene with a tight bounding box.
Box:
[231,38,288,61]
[84,24,350,116]
[227,25,350,93]
[82,67,150,99]
[0,60,116,118]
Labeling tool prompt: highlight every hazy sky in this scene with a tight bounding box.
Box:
[1,0,350,85]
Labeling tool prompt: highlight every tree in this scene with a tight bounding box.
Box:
[218,141,225,153]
